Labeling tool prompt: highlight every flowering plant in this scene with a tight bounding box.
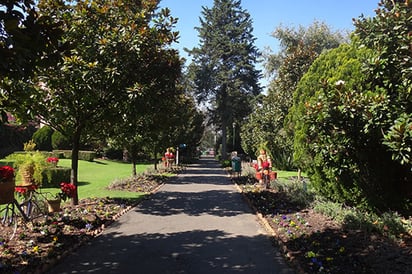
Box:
[46,157,59,166]
[0,166,15,183]
[15,184,38,197]
[55,182,76,201]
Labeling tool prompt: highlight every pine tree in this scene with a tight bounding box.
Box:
[187,0,262,158]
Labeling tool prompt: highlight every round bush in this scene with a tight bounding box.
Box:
[52,131,71,150]
[32,126,53,151]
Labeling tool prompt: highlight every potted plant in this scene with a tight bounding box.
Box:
[46,182,76,212]
[0,166,15,204]
[9,151,48,186]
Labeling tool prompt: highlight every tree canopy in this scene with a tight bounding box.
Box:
[187,0,262,158]
[241,21,345,167]
[7,0,183,204]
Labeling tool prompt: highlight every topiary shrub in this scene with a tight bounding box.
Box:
[32,126,53,151]
[51,131,71,150]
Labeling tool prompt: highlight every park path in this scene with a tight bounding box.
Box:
[47,157,294,274]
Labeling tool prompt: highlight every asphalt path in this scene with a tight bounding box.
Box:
[47,157,295,274]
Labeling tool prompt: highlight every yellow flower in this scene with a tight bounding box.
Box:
[33,246,39,253]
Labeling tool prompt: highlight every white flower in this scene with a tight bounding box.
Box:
[335,80,345,86]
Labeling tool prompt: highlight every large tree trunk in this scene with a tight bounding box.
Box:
[70,131,81,206]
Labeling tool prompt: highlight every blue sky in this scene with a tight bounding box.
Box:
[159,0,379,88]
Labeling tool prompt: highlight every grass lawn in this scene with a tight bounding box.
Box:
[42,159,152,201]
[276,170,305,178]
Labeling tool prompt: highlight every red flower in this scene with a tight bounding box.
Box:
[58,182,76,201]
[0,166,15,182]
[15,184,37,195]
[46,157,59,165]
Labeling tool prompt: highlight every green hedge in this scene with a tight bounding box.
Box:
[0,160,15,167]
[42,167,71,187]
[51,150,96,161]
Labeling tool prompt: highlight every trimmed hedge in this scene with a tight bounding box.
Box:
[42,167,71,187]
[51,150,96,161]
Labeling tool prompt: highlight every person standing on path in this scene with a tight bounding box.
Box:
[46,156,295,274]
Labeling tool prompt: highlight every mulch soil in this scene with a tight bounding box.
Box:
[233,176,412,274]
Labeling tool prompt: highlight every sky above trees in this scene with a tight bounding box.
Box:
[160,0,378,59]
[159,0,378,90]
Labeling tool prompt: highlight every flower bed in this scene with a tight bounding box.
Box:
[0,173,167,273]
[234,178,412,273]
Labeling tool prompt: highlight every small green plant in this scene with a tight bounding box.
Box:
[220,159,231,168]
[313,199,350,224]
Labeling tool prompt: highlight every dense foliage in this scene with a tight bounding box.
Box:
[1,0,191,204]
[32,125,53,151]
[290,0,412,213]
[0,0,63,123]
[241,21,345,167]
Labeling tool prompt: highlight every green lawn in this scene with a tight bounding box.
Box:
[42,159,151,201]
[276,170,306,179]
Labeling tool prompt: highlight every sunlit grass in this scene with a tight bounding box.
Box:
[42,159,151,200]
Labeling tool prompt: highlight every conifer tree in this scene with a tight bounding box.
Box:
[187,0,261,158]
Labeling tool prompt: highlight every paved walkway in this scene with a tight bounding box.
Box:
[48,157,294,274]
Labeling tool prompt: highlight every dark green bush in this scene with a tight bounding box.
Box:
[51,131,71,150]
[291,42,412,213]
[0,124,36,158]
[32,126,53,151]
[104,147,123,160]
[42,167,71,187]
[79,151,96,161]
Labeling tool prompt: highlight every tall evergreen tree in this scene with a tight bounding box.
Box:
[187,0,261,159]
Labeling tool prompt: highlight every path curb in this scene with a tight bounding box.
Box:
[233,182,306,274]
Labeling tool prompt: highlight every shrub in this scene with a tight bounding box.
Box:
[79,151,96,161]
[42,167,71,187]
[220,159,231,168]
[32,126,53,151]
[51,131,71,150]
[103,147,123,160]
[52,150,95,161]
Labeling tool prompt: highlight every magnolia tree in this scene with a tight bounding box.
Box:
[0,0,62,122]
[18,0,180,205]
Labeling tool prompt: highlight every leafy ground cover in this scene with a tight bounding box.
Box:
[233,176,412,274]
